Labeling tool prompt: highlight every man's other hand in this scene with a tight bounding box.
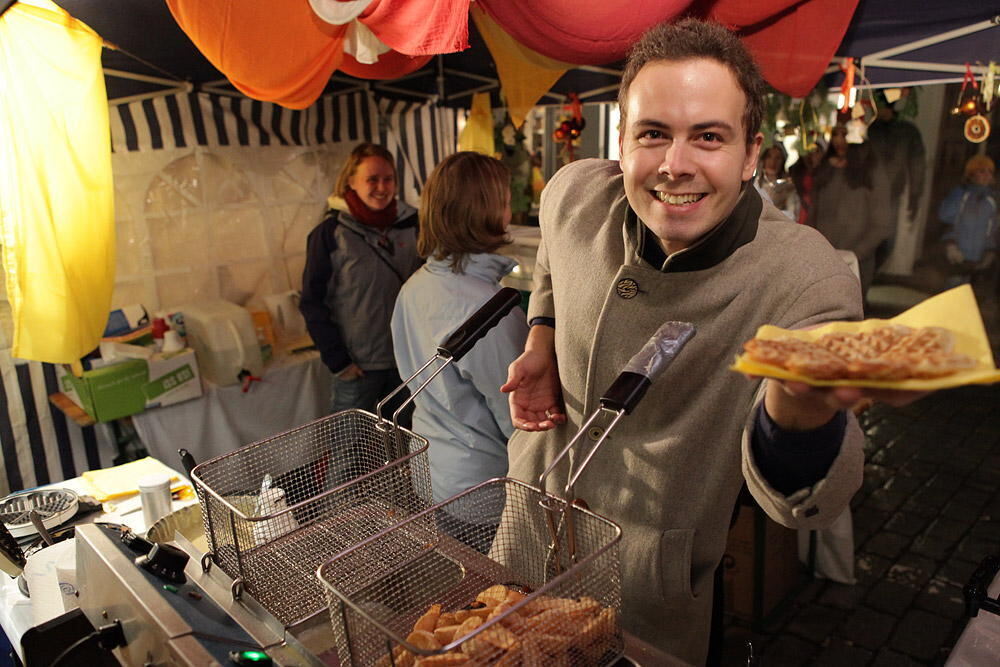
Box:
[764,378,930,431]
[501,328,566,431]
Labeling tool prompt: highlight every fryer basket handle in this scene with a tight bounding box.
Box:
[600,321,697,413]
[437,287,522,362]
[539,320,697,491]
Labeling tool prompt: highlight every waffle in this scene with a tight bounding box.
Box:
[743,325,977,381]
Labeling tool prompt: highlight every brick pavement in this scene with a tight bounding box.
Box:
[721,381,1000,666]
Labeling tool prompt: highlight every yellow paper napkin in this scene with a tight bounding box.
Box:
[730,284,1000,390]
[81,456,184,502]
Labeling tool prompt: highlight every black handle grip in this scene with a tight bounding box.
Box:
[437,287,522,362]
[600,372,652,414]
[964,554,1000,618]
[178,448,196,479]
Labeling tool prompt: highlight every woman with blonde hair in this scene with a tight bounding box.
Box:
[300,142,422,421]
[392,152,528,548]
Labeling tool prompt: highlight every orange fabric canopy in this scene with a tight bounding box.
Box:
[166,0,348,109]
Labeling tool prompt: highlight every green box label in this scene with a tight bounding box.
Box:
[143,364,195,401]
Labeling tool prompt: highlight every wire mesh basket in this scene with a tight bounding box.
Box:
[318,321,697,665]
[192,288,525,627]
[319,477,623,666]
[192,409,432,626]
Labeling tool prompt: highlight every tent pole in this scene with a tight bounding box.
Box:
[103,68,187,87]
[370,90,424,193]
[863,59,983,75]
[436,55,446,105]
[372,84,435,100]
[863,18,999,62]
[576,65,623,77]
[108,87,190,106]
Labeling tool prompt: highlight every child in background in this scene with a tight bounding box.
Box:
[939,155,998,289]
[391,152,528,551]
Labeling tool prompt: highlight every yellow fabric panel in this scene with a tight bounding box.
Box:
[471,5,571,129]
[0,0,115,363]
[458,92,496,156]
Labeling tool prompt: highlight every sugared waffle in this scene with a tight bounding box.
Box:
[743,325,977,381]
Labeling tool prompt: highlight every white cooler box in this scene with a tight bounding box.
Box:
[175,300,263,386]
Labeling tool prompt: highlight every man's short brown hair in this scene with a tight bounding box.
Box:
[418,152,511,272]
[618,18,766,145]
[334,142,396,197]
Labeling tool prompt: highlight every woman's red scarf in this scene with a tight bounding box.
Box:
[344,189,397,230]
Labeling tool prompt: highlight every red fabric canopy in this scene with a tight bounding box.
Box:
[732,0,859,98]
[478,0,860,98]
[359,0,471,56]
[476,0,689,65]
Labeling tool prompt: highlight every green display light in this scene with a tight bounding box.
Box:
[229,649,273,665]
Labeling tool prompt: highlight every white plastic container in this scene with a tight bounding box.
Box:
[175,300,263,386]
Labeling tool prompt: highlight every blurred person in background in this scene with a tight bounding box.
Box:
[300,143,422,423]
[868,91,926,269]
[939,154,997,289]
[755,142,801,222]
[789,141,825,225]
[808,124,892,300]
[392,152,528,551]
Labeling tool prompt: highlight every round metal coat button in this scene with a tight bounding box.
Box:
[616,278,639,299]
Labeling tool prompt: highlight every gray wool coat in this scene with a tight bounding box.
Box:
[507,159,865,665]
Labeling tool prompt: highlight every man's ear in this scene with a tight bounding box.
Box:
[742,132,764,182]
[618,124,625,157]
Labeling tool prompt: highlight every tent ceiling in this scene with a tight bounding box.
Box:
[50,0,1000,107]
[831,0,1000,88]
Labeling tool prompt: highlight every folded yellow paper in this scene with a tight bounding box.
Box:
[730,284,1000,390]
[81,456,184,502]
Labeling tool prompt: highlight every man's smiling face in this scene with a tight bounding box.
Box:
[619,58,762,255]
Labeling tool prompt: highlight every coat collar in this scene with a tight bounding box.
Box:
[328,196,417,232]
[423,253,517,282]
[628,183,762,272]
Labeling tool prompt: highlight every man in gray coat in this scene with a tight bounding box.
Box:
[501,19,928,665]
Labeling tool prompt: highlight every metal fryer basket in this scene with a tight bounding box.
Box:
[192,408,432,626]
[318,477,623,666]
[317,320,698,665]
[191,287,525,628]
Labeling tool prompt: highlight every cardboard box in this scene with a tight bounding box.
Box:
[722,503,802,622]
[60,348,202,422]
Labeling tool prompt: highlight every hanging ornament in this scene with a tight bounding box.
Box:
[838,59,856,112]
[552,92,586,164]
[951,63,982,116]
[965,114,990,143]
[983,61,997,112]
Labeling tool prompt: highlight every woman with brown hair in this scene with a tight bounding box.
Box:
[300,142,422,419]
[391,152,528,540]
